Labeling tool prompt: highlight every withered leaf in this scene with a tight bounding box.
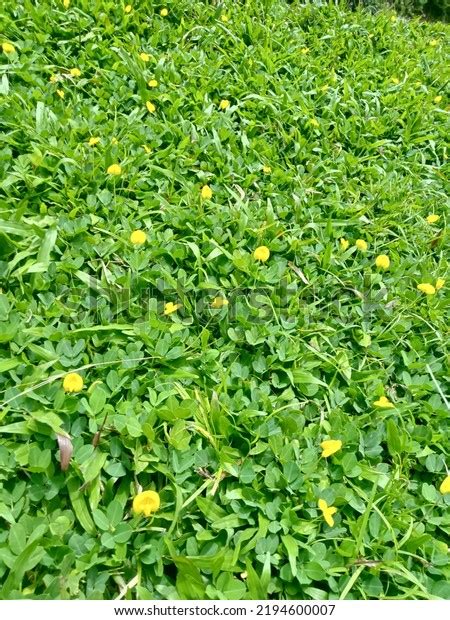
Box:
[56,434,73,472]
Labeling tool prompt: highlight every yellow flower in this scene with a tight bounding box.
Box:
[318,499,337,527]
[320,439,342,458]
[429,39,438,47]
[125,4,132,13]
[300,47,309,55]
[2,42,16,54]
[111,137,119,145]
[391,77,400,85]
[220,14,229,22]
[417,283,436,295]
[426,214,440,224]
[56,89,64,99]
[435,278,445,291]
[130,230,147,245]
[340,238,349,251]
[164,302,181,315]
[219,99,230,110]
[211,297,229,309]
[88,137,100,146]
[63,0,70,7]
[140,52,150,62]
[309,118,319,128]
[70,68,81,77]
[49,74,58,83]
[132,490,160,516]
[262,165,272,174]
[373,395,394,408]
[439,475,450,494]
[160,7,168,16]
[201,185,212,200]
[63,372,84,393]
[146,101,156,113]
[375,254,390,270]
[107,163,122,176]
[148,79,158,87]
[355,239,368,251]
[253,245,270,262]
[142,145,152,154]
[434,95,442,104]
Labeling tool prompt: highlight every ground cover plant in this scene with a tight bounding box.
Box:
[0,0,449,601]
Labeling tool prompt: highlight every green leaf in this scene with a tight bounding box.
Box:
[386,419,403,457]
[80,450,107,484]
[175,558,206,599]
[66,478,96,535]
[106,499,123,528]
[282,535,299,578]
[89,385,107,415]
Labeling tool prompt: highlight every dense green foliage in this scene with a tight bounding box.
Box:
[0,0,449,601]
[351,0,449,20]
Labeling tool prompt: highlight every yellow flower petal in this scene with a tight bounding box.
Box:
[320,439,342,458]
[318,499,338,527]
[340,238,349,251]
[434,95,442,104]
[148,79,158,88]
[130,230,147,245]
[88,137,100,146]
[355,239,368,251]
[373,395,394,408]
[426,214,440,224]
[125,4,132,13]
[375,254,390,269]
[262,165,272,174]
[107,163,122,176]
[219,99,230,110]
[160,8,168,17]
[220,14,229,23]
[146,101,156,113]
[211,297,229,309]
[63,372,84,393]
[70,68,81,77]
[323,506,337,527]
[2,42,16,54]
[201,185,212,200]
[56,89,64,99]
[140,52,150,62]
[417,283,436,295]
[164,302,181,315]
[435,278,445,291]
[318,499,328,512]
[132,490,161,516]
[439,475,450,494]
[253,245,270,262]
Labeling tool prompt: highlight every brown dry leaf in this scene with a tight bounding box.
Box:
[56,434,73,472]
